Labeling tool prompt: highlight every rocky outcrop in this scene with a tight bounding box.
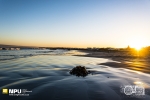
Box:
[70,66,90,77]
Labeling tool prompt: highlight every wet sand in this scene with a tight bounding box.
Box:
[0,53,150,100]
[77,50,150,74]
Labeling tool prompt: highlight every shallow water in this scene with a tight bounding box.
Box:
[0,50,150,100]
[0,49,87,60]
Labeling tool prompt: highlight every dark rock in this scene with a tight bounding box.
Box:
[70,66,90,77]
[88,71,91,73]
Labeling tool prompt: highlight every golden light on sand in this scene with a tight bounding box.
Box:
[134,81,143,85]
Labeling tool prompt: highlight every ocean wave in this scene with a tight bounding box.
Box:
[0,50,86,61]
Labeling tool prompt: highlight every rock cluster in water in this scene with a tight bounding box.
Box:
[70,66,90,77]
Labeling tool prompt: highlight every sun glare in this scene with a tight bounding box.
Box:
[128,36,146,51]
[134,44,142,51]
[131,42,142,51]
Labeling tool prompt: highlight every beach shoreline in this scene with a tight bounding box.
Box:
[0,50,150,100]
[76,50,150,74]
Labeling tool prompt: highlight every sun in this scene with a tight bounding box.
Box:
[130,41,143,50]
[127,36,145,51]
[134,45,142,51]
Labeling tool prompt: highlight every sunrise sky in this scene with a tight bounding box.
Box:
[0,0,150,48]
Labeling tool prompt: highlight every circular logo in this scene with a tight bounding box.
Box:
[124,86,133,95]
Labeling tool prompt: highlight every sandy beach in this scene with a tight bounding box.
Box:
[78,50,150,74]
[0,50,150,100]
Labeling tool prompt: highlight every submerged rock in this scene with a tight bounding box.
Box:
[70,66,90,77]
